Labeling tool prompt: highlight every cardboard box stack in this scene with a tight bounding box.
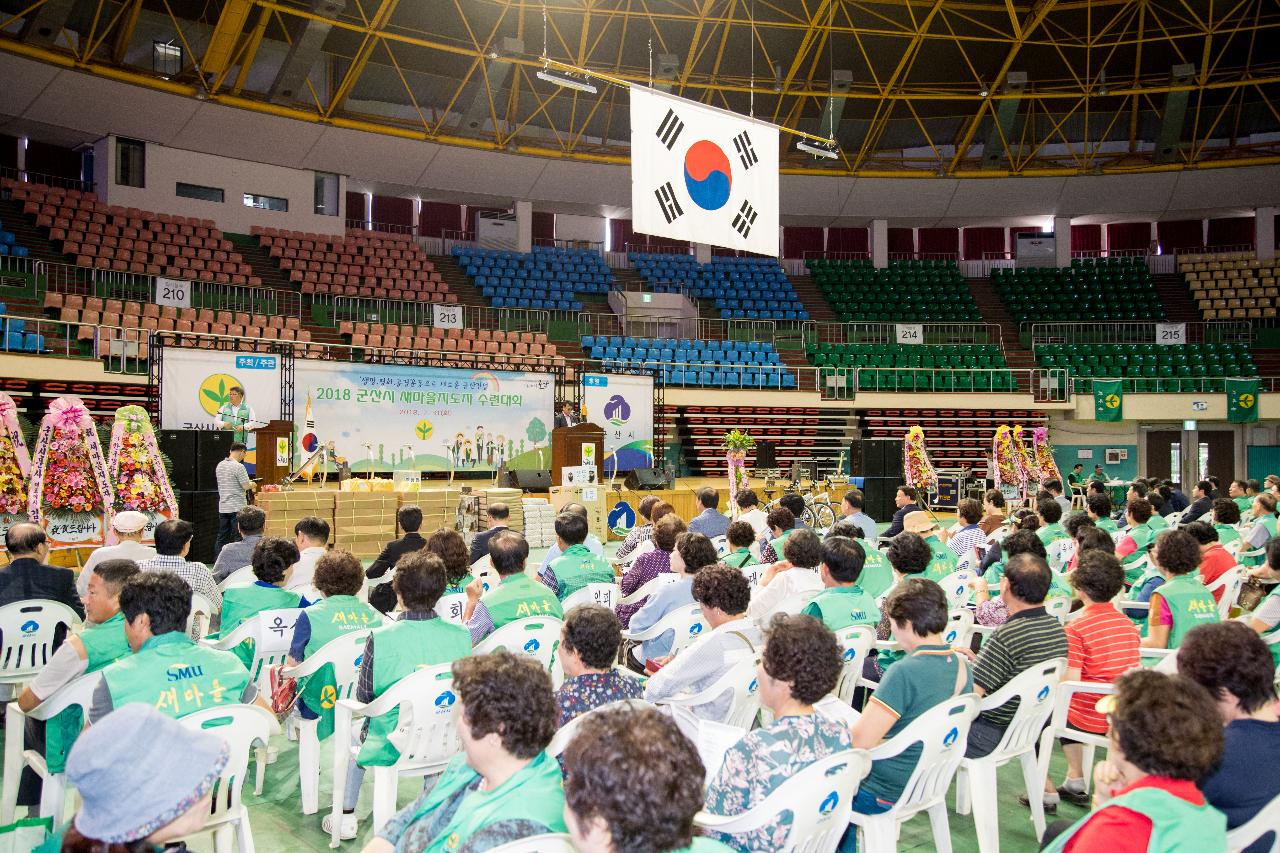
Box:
[521,498,556,548]
[257,490,336,544]
[550,486,608,542]
[333,492,399,559]
[478,488,525,535]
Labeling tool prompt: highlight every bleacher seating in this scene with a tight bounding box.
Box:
[453,246,612,311]
[862,409,1047,478]
[1037,342,1257,391]
[669,405,844,475]
[804,259,978,322]
[994,257,1161,324]
[583,335,794,388]
[1,315,45,353]
[255,227,452,302]
[340,322,564,369]
[809,342,1014,392]
[630,254,807,320]
[0,218,28,258]
[1178,251,1279,319]
[7,179,259,285]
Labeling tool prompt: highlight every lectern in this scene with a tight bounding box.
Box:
[550,423,604,486]
[253,420,295,485]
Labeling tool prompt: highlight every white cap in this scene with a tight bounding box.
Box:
[111,510,148,533]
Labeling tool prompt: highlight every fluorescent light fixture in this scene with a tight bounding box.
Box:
[796,138,840,159]
[536,69,597,94]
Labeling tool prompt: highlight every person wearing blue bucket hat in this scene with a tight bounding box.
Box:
[34,704,228,852]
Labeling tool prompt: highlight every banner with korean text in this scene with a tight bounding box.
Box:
[582,373,655,473]
[293,361,555,473]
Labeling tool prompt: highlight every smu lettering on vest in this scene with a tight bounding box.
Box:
[804,586,881,631]
[548,544,615,599]
[46,612,132,773]
[922,536,958,583]
[103,631,249,718]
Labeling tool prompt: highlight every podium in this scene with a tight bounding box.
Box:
[253,420,294,485]
[551,423,604,486]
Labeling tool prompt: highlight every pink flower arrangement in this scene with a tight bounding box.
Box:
[43,434,103,513]
[0,440,26,514]
[112,430,165,511]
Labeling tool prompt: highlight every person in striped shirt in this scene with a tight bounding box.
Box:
[1039,550,1139,811]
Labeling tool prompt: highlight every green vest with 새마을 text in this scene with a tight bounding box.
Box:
[357,617,472,767]
[548,543,615,600]
[46,612,132,774]
[1041,785,1226,853]
[482,573,564,630]
[858,549,895,598]
[803,586,880,631]
[218,583,303,668]
[102,631,248,719]
[1156,574,1220,648]
[921,535,958,583]
[299,595,383,741]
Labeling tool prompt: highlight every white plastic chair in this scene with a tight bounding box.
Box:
[0,600,83,691]
[1047,538,1076,571]
[1035,680,1117,803]
[487,835,576,852]
[711,534,728,557]
[283,630,374,815]
[474,616,564,672]
[1226,789,1280,853]
[434,592,468,624]
[848,694,979,853]
[201,608,301,696]
[936,570,977,610]
[1205,567,1246,619]
[218,565,255,591]
[943,609,976,650]
[657,650,762,728]
[955,658,1066,848]
[833,625,878,704]
[547,697,653,758]
[0,672,100,825]
[696,749,872,853]
[188,591,215,637]
[618,571,679,606]
[1045,596,1072,623]
[181,704,280,853]
[330,664,462,844]
[621,603,707,662]
[563,582,619,611]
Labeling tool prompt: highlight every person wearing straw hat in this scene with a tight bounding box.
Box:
[902,510,958,582]
[34,703,230,852]
[78,509,156,597]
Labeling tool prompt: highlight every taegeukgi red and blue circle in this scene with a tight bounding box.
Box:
[683,140,732,210]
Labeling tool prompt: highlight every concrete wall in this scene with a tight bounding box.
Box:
[93,135,346,235]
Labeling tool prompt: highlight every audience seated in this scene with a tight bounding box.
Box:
[1134,529,1219,649]
[748,529,825,622]
[943,498,987,562]
[217,538,304,666]
[722,521,759,570]
[15,559,138,809]
[828,523,894,597]
[37,704,229,852]
[328,552,472,841]
[368,653,565,851]
[0,522,85,619]
[731,489,768,538]
[617,514,685,627]
[688,487,730,538]
[851,577,973,818]
[287,516,331,593]
[883,486,919,538]
[1038,670,1226,851]
[1036,496,1069,547]
[541,512,615,600]
[643,564,761,723]
[972,530,1050,627]
[839,490,879,541]
[464,530,563,644]
[537,503,604,577]
[1211,497,1243,547]
[468,502,510,565]
[564,707,734,853]
[212,506,266,583]
[629,532,717,663]
[1086,493,1117,533]
[904,511,960,582]
[800,535,881,631]
[138,519,221,635]
[1180,521,1236,601]
[618,500,674,566]
[1240,493,1278,567]
[703,614,852,851]
[89,572,255,723]
[1115,499,1158,581]
[1247,540,1280,660]
[555,605,644,726]
[866,532,934,680]
[614,495,660,564]
[78,510,155,595]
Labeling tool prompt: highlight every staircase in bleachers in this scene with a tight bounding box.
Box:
[666,404,858,477]
[0,195,67,269]
[787,270,840,323]
[965,276,1037,391]
[861,409,1048,479]
[1152,272,1203,323]
[427,253,493,311]
[225,233,302,294]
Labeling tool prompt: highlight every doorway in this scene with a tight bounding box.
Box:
[1145,430,1179,482]
[1199,431,1236,483]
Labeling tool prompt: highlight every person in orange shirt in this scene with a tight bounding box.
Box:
[1180,521,1237,603]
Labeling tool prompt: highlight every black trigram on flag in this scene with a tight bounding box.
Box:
[732,200,757,237]
[654,182,684,224]
[733,131,758,169]
[656,108,685,150]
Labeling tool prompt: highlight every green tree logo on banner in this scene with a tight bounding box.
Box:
[527,417,547,446]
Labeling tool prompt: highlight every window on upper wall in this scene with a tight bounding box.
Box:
[176,182,224,203]
[243,193,288,212]
[314,172,339,216]
[152,40,182,78]
[115,138,145,188]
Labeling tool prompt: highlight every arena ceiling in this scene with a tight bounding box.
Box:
[2,0,1280,177]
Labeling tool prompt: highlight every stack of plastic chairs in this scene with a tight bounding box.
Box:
[454,246,613,311]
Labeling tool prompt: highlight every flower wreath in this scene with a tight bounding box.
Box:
[27,396,113,524]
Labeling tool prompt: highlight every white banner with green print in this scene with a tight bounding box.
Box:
[158,349,282,465]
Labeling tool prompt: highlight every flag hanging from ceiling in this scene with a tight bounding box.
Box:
[630,87,779,257]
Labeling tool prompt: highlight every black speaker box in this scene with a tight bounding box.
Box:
[755,440,777,469]
[509,469,552,490]
[861,477,901,522]
[862,439,901,479]
[196,431,235,491]
[624,468,667,490]
[179,491,220,564]
[157,430,198,492]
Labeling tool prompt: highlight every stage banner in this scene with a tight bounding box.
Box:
[630,86,779,256]
[158,350,282,467]
[582,373,654,473]
[293,361,555,473]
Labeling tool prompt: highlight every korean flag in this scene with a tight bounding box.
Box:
[630,86,779,257]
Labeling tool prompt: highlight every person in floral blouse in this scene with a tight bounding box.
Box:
[703,613,852,851]
[616,514,685,628]
[555,605,644,726]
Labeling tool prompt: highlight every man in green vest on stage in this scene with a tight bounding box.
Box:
[803,535,880,630]
[215,384,257,445]
[325,551,473,841]
[89,572,259,723]
[465,529,564,644]
[539,512,616,600]
[903,511,958,582]
[14,559,139,809]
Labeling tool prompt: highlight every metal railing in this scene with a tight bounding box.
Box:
[1070,249,1150,259]
[625,243,693,256]
[1176,244,1255,259]
[801,251,872,261]
[802,321,1004,348]
[0,167,94,193]
[344,219,416,236]
[818,366,1072,403]
[329,295,552,334]
[1030,321,1251,351]
[609,278,692,300]
[0,313,147,375]
[40,263,303,317]
[888,252,960,262]
[638,359,804,391]
[1068,375,1263,395]
[576,313,777,345]
[533,237,605,254]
